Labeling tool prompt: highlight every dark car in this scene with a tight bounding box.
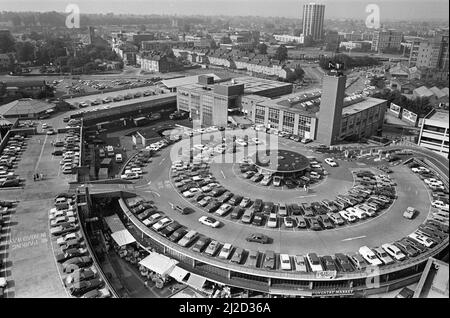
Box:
[394,241,419,258]
[137,209,153,221]
[52,150,64,156]
[62,256,92,273]
[253,199,263,212]
[56,248,86,263]
[191,235,211,253]
[262,202,274,214]
[69,278,103,297]
[289,203,303,215]
[174,205,194,215]
[246,233,271,244]
[251,213,265,226]
[307,217,322,231]
[334,253,354,272]
[284,179,296,189]
[263,250,276,269]
[228,195,243,206]
[218,192,233,204]
[403,238,427,253]
[321,255,337,271]
[211,188,226,197]
[230,247,245,264]
[206,201,221,213]
[160,221,182,237]
[1,179,20,187]
[230,207,244,220]
[319,215,334,229]
[168,226,188,243]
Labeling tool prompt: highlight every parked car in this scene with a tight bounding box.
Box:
[306,253,323,272]
[218,243,233,259]
[334,253,354,272]
[293,255,308,272]
[263,250,276,269]
[204,240,221,256]
[246,250,259,268]
[230,247,245,264]
[279,254,292,270]
[372,247,394,265]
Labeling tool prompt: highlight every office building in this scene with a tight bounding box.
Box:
[302,3,326,41]
[177,76,293,127]
[371,29,403,52]
[244,74,387,145]
[409,32,449,71]
[418,110,449,157]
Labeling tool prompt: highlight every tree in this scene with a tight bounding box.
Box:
[221,36,232,44]
[15,42,35,62]
[256,43,268,55]
[0,33,16,53]
[275,45,288,62]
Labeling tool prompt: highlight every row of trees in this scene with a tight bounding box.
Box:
[319,54,380,70]
[373,89,433,117]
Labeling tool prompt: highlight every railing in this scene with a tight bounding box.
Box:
[118,197,449,283]
[75,194,119,298]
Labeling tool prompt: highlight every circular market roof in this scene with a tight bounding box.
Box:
[251,149,310,173]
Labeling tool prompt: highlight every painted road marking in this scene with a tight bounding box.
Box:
[34,135,48,172]
[341,235,367,242]
[296,194,317,199]
[220,170,226,179]
[159,158,166,165]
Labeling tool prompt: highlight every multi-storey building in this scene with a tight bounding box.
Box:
[177,76,293,127]
[418,110,449,157]
[302,3,325,41]
[273,34,305,44]
[410,32,449,71]
[371,29,403,52]
[244,74,387,145]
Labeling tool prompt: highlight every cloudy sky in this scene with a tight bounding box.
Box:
[1,0,449,20]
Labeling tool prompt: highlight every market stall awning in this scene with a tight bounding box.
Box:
[186,274,207,291]
[104,214,126,233]
[111,229,136,247]
[169,266,190,283]
[139,252,178,276]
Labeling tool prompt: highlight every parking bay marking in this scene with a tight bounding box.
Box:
[341,235,366,242]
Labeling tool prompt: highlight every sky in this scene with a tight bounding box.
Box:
[1,0,449,20]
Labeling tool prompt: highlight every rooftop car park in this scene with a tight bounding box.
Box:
[1,97,448,297]
[77,125,448,296]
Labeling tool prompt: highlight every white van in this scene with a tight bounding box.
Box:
[306,253,323,272]
[115,154,123,163]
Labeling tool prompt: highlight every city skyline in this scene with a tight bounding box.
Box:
[0,0,449,21]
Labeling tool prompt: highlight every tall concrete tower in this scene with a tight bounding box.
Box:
[302,3,325,41]
[316,73,347,146]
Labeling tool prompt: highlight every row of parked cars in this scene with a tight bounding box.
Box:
[239,157,327,189]
[73,87,165,108]
[55,129,81,175]
[126,191,448,272]
[253,125,312,144]
[0,200,16,297]
[172,158,396,231]
[49,193,110,298]
[408,162,449,219]
[0,135,26,188]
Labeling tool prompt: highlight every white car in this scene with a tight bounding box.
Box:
[260,176,272,186]
[121,172,140,180]
[357,204,377,217]
[358,246,383,266]
[273,176,282,187]
[239,197,251,208]
[198,216,220,228]
[381,243,406,261]
[218,243,233,259]
[152,217,172,231]
[280,254,292,270]
[347,207,367,219]
[408,232,436,248]
[235,139,248,147]
[424,178,443,186]
[324,158,338,167]
[283,217,294,228]
[182,188,200,198]
[267,213,278,228]
[432,200,449,212]
[131,168,143,175]
[306,253,323,272]
[310,164,321,169]
[339,210,357,222]
[215,203,233,216]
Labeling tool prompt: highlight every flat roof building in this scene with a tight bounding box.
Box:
[177,76,293,127]
[418,109,449,157]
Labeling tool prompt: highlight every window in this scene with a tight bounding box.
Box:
[282,111,295,133]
